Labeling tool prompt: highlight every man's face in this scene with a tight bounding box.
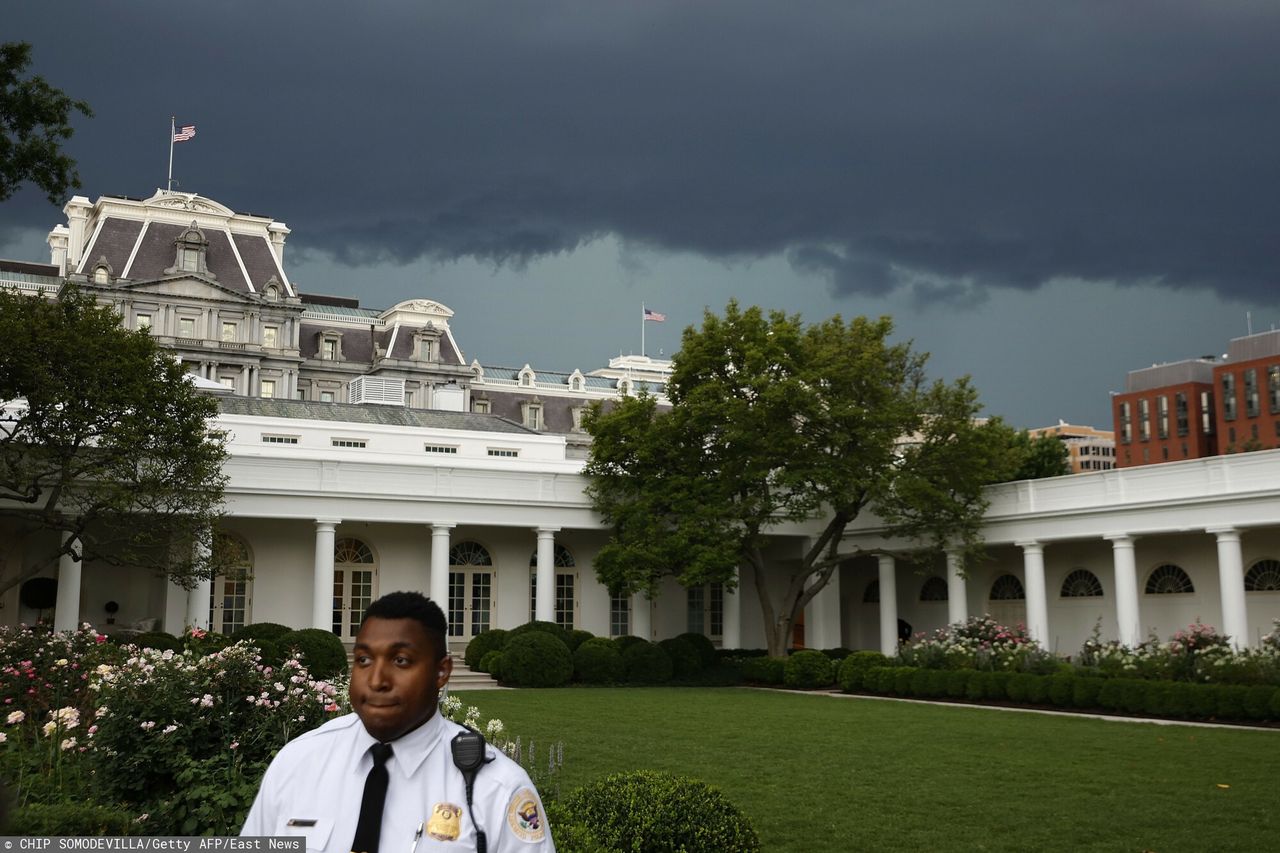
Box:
[350,616,452,742]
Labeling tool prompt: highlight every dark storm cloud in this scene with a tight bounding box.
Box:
[7,1,1280,303]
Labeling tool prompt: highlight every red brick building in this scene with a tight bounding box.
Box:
[1113,330,1280,468]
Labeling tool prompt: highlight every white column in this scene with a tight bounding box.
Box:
[805,569,842,650]
[240,364,250,396]
[1208,527,1249,649]
[945,549,968,626]
[632,592,652,640]
[877,554,898,657]
[185,530,212,630]
[1017,541,1049,648]
[722,568,742,649]
[53,532,82,631]
[429,524,453,612]
[1106,534,1141,647]
[534,528,557,622]
[311,520,340,631]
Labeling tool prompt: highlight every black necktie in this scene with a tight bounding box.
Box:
[351,742,393,853]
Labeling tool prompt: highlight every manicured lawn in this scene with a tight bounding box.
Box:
[453,687,1278,853]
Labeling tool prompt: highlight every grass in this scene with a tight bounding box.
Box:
[453,687,1278,853]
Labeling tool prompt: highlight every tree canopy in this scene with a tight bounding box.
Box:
[584,301,1020,655]
[0,41,92,205]
[1008,431,1072,480]
[0,287,229,595]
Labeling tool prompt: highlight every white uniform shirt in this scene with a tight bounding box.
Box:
[241,712,555,853]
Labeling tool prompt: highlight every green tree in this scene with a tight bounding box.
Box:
[1,42,92,204]
[585,302,1019,656]
[0,287,229,595]
[1006,431,1071,480]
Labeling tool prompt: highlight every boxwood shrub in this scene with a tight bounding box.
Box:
[563,770,761,852]
[946,669,973,699]
[463,628,509,669]
[622,640,674,684]
[660,637,704,678]
[741,656,786,685]
[573,637,624,684]
[478,650,504,680]
[613,634,650,654]
[676,632,719,669]
[279,628,348,678]
[565,628,595,652]
[507,620,569,646]
[783,649,834,689]
[129,631,182,653]
[838,651,888,692]
[502,630,573,687]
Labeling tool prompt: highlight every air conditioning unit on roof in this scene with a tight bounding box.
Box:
[348,376,405,406]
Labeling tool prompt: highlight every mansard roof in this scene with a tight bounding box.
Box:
[74,191,292,297]
[218,397,535,434]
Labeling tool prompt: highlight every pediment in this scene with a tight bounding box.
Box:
[116,274,259,304]
[142,190,235,217]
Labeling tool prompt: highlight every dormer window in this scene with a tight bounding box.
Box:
[519,365,536,387]
[166,222,216,280]
[263,278,282,302]
[91,258,113,284]
[521,400,544,430]
[568,370,584,392]
[319,331,342,361]
[619,378,632,396]
[413,328,440,362]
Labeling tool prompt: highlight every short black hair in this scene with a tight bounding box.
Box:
[360,591,449,661]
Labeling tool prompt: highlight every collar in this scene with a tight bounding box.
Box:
[353,711,447,780]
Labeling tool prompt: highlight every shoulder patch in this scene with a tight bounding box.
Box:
[505,787,546,843]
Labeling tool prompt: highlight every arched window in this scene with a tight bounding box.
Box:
[1244,559,1280,591]
[919,576,948,601]
[450,541,492,566]
[1145,564,1194,595]
[989,574,1025,601]
[1061,569,1104,598]
[862,580,880,604]
[209,532,252,634]
[333,537,377,639]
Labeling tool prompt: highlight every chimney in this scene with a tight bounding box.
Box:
[47,225,70,275]
[62,196,93,271]
[268,221,290,265]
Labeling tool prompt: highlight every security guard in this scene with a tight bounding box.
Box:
[242,592,555,852]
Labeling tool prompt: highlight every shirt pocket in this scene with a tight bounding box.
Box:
[275,816,334,851]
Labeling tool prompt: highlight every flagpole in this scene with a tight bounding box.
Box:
[641,303,646,358]
[167,116,175,191]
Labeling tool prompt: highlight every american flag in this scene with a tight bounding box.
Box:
[644,308,666,322]
[173,124,196,142]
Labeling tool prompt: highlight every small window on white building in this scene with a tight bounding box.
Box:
[320,391,335,403]
[222,322,237,343]
[473,398,491,414]
[522,402,544,430]
[260,379,276,399]
[136,313,152,330]
[179,317,196,337]
[263,325,279,348]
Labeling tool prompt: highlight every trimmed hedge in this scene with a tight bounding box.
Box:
[229,622,293,662]
[129,631,182,653]
[837,651,888,691]
[508,620,569,646]
[613,634,650,654]
[741,656,786,685]
[464,628,509,669]
[502,631,573,687]
[565,629,595,653]
[280,628,348,679]
[622,640,674,684]
[844,663,1280,723]
[784,650,835,689]
[659,637,703,678]
[676,632,719,669]
[563,770,761,852]
[478,650,504,680]
[573,638,624,684]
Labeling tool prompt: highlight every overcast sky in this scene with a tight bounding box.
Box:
[5,1,1279,428]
